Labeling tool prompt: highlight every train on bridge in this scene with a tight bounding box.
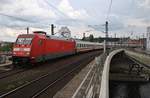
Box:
[12,31,103,66]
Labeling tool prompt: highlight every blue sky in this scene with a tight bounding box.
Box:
[0,0,150,41]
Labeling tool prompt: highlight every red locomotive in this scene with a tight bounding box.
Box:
[12,31,102,65]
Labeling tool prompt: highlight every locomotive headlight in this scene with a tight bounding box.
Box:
[26,52,30,55]
[13,48,20,51]
[23,48,31,51]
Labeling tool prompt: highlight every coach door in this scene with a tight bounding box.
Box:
[38,39,45,61]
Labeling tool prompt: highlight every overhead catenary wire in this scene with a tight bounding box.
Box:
[0,0,56,29]
[87,0,113,32]
[41,0,83,25]
[0,0,86,31]
[0,13,34,23]
[42,0,70,19]
[0,12,52,31]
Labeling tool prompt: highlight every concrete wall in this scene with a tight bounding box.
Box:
[99,49,124,98]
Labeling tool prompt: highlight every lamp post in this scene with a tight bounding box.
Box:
[51,24,56,35]
[27,27,29,34]
[104,21,108,53]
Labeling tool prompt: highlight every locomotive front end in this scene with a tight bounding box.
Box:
[12,34,33,64]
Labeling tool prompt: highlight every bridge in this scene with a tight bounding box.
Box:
[53,48,150,98]
[0,47,149,98]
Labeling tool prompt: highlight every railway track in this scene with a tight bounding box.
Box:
[0,70,10,74]
[0,51,100,98]
[0,64,13,71]
[0,68,27,80]
[126,54,150,69]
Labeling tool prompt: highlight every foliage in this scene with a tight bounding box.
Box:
[0,44,13,52]
[89,34,94,42]
[82,34,94,42]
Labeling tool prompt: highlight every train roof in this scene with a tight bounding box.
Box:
[18,34,34,37]
[17,32,74,41]
[17,32,102,44]
[46,35,74,41]
[75,40,103,45]
[33,31,74,41]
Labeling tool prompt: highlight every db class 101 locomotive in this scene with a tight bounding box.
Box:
[12,31,103,65]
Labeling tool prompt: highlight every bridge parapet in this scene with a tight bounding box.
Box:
[71,49,124,98]
[99,49,124,98]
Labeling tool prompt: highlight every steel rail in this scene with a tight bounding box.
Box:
[0,68,26,80]
[0,52,99,98]
[32,57,93,98]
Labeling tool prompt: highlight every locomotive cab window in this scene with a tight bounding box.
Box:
[16,37,32,45]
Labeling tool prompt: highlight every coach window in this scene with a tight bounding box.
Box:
[77,44,79,48]
[38,40,43,46]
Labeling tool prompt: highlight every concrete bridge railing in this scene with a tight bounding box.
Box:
[99,49,124,98]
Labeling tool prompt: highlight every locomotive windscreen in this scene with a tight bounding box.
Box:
[16,37,33,45]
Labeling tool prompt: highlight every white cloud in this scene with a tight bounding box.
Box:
[0,27,26,41]
[137,0,150,9]
[58,0,89,20]
[67,25,104,39]
[0,0,91,41]
[0,26,50,42]
[125,18,150,28]
[0,0,56,20]
[1,0,150,41]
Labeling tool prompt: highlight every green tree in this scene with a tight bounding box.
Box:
[89,34,94,42]
[0,44,13,52]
